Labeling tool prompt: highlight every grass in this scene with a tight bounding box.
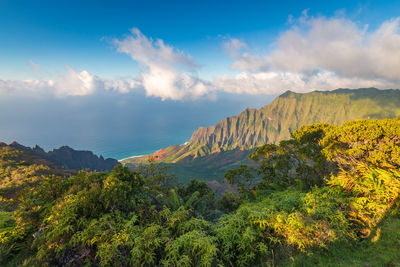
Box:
[288,214,400,266]
[0,211,14,233]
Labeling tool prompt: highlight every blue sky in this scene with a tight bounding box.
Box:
[0,0,400,156]
[1,0,400,84]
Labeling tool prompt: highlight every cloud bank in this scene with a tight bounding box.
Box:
[0,66,137,97]
[217,14,400,94]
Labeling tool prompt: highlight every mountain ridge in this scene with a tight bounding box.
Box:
[9,142,120,171]
[123,88,400,168]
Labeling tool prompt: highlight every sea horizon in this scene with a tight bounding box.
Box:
[0,93,274,160]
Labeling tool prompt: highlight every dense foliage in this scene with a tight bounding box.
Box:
[1,118,399,266]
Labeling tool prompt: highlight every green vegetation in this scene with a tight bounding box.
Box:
[0,212,14,233]
[0,143,73,210]
[1,118,399,266]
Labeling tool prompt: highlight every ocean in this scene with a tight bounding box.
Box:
[0,92,275,160]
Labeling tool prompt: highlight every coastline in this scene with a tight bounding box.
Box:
[118,141,189,162]
[118,154,148,162]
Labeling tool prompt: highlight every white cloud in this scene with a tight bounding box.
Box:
[0,79,53,96]
[218,14,400,94]
[114,28,214,100]
[55,67,97,96]
[223,38,265,71]
[115,28,198,70]
[103,79,137,94]
[0,66,137,97]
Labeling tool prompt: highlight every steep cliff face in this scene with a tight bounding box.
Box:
[188,88,400,151]
[123,88,400,165]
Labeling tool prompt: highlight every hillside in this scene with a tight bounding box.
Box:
[10,142,120,171]
[123,88,400,176]
[0,143,73,209]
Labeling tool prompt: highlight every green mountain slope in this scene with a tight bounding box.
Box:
[122,88,400,182]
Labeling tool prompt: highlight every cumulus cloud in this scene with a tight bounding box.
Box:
[218,14,400,94]
[0,66,137,97]
[114,28,214,100]
[55,67,98,96]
